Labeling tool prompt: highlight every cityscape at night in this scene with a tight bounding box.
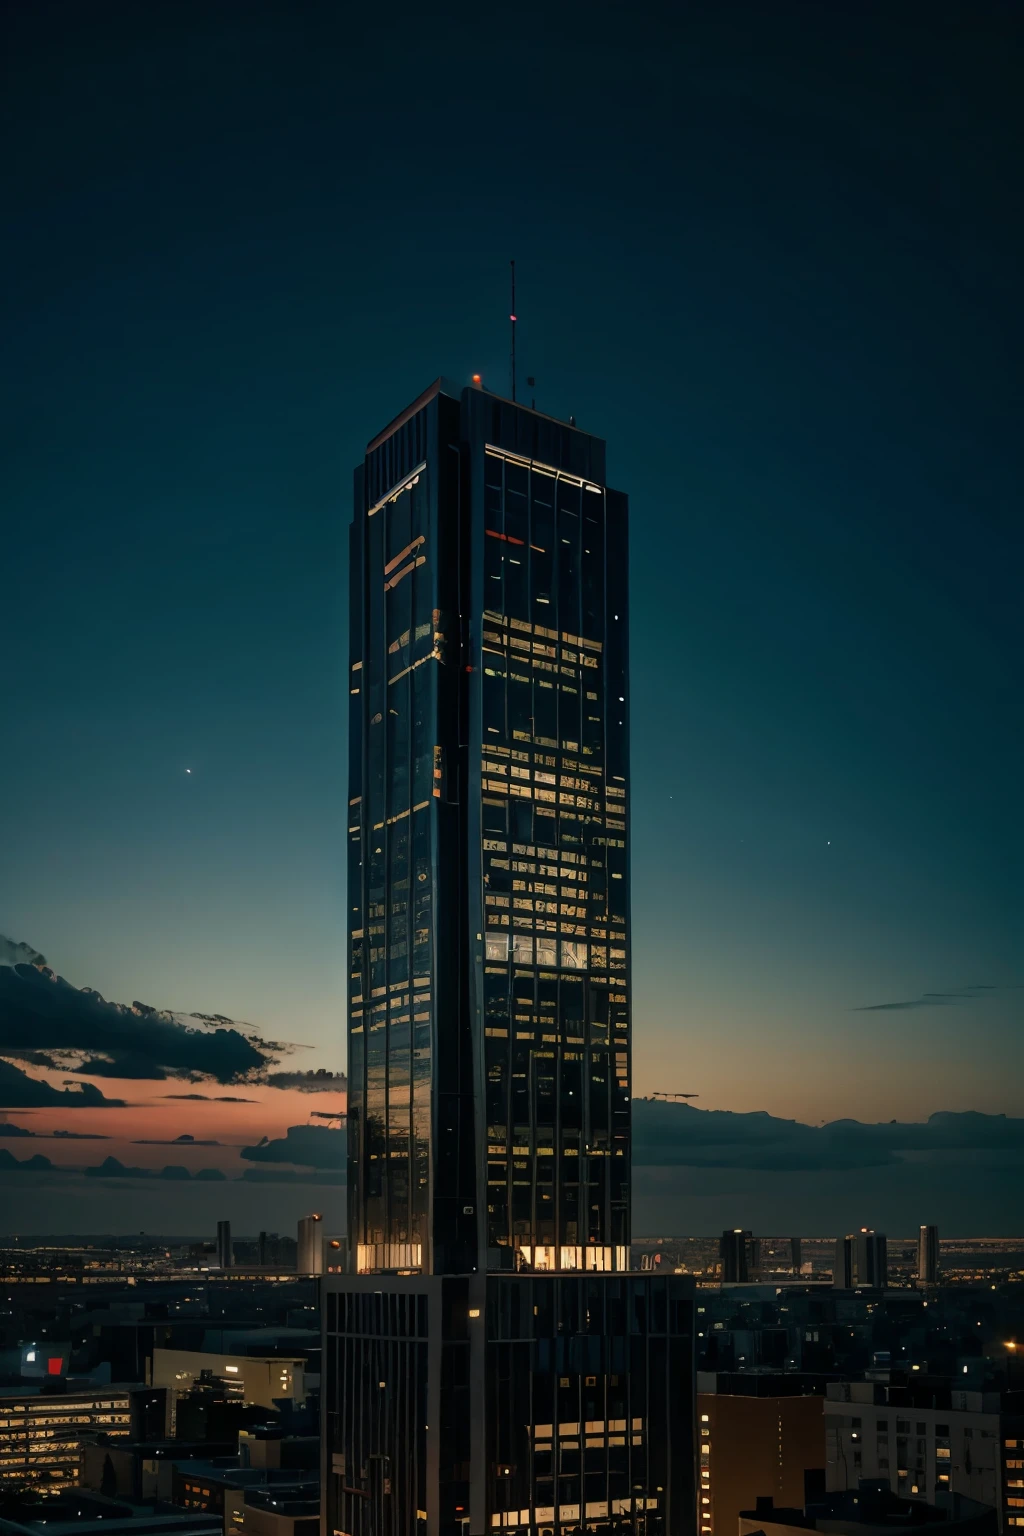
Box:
[1,2,1021,1535]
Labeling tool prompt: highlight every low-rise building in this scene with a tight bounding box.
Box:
[740,1485,996,1536]
[149,1350,305,1430]
[0,1384,132,1492]
[225,1484,319,1536]
[825,1380,1024,1531]
[698,1372,827,1536]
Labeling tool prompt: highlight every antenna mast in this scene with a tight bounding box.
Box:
[510,258,517,402]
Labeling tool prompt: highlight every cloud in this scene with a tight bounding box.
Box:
[0,1148,52,1172]
[0,946,281,1083]
[0,1058,125,1109]
[85,1156,149,1179]
[73,1055,168,1080]
[0,1124,107,1140]
[853,983,1002,1012]
[240,1123,344,1170]
[132,1134,219,1146]
[630,1101,1024,1172]
[2,1050,63,1069]
[163,1093,258,1102]
[81,1156,220,1181]
[265,1069,347,1093]
[241,1167,345,1185]
[0,935,46,968]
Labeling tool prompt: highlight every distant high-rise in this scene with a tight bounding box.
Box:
[834,1229,887,1288]
[790,1237,802,1275]
[916,1225,939,1285]
[296,1213,323,1276]
[721,1230,752,1283]
[323,378,695,1536]
[216,1219,232,1270]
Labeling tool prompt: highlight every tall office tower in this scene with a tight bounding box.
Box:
[216,1219,232,1270]
[790,1237,802,1276]
[298,1213,324,1276]
[834,1229,887,1289]
[719,1230,752,1284]
[324,379,695,1536]
[916,1224,939,1285]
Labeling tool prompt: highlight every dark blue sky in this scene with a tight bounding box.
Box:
[2,0,1021,1123]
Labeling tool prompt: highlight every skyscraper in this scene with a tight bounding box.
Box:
[916,1225,939,1285]
[719,1231,751,1284]
[216,1219,232,1270]
[834,1229,887,1289]
[323,379,695,1536]
[298,1213,324,1276]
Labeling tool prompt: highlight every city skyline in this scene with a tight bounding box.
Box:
[2,0,1022,1237]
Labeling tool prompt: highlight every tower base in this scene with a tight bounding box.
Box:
[322,1272,695,1536]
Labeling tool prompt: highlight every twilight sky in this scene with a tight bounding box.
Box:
[1,0,1022,1233]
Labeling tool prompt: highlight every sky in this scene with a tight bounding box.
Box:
[1,0,1021,1232]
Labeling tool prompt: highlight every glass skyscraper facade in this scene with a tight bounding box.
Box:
[325,379,694,1536]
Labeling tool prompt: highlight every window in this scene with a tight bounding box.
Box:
[486,932,509,962]
[560,939,587,970]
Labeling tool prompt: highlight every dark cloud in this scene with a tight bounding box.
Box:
[240,1123,344,1169]
[2,1050,63,1069]
[85,1156,149,1179]
[73,1055,168,1080]
[310,1110,345,1121]
[132,1134,219,1145]
[0,1058,125,1108]
[0,1148,52,1172]
[266,1069,346,1093]
[0,1124,109,1140]
[0,949,279,1083]
[0,935,46,968]
[853,983,1002,1012]
[241,1167,345,1185]
[631,1101,1024,1172]
[81,1156,218,1180]
[0,1126,109,1140]
[163,1093,258,1102]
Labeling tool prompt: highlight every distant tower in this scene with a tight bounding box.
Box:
[790,1236,802,1275]
[720,1229,751,1283]
[835,1228,887,1288]
[297,1213,324,1276]
[917,1224,939,1285]
[258,1230,268,1267]
[216,1220,232,1270]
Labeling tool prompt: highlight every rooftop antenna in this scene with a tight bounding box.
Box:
[510,258,517,403]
